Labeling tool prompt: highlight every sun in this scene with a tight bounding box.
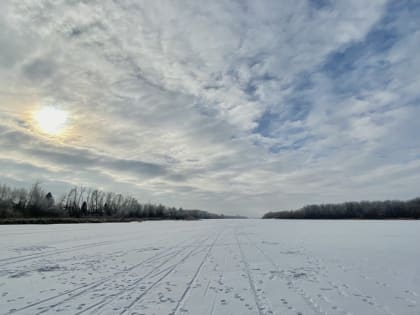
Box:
[34,106,68,135]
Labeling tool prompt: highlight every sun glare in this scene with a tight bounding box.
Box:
[34,107,68,135]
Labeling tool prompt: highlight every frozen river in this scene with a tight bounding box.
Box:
[0,220,419,315]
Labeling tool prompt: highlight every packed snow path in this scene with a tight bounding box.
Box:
[0,220,419,315]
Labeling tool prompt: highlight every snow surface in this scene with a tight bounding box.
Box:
[0,220,419,315]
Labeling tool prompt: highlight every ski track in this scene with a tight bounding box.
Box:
[6,241,193,314]
[1,220,419,315]
[235,229,272,315]
[5,235,211,315]
[118,239,207,315]
[84,235,212,315]
[170,231,222,315]
[0,241,112,267]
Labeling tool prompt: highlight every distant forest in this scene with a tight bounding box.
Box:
[0,183,239,223]
[263,198,420,220]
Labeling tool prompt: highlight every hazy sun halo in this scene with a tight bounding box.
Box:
[34,107,68,135]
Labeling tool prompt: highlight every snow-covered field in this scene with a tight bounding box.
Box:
[0,220,419,315]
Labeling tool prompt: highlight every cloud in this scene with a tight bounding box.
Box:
[0,0,419,217]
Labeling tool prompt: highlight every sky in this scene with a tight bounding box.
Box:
[0,0,420,217]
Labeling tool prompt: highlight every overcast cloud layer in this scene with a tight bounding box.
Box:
[1,0,420,217]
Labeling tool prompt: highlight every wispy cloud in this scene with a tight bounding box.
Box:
[0,0,419,216]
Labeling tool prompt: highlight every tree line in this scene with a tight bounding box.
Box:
[0,183,227,221]
[263,198,420,219]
